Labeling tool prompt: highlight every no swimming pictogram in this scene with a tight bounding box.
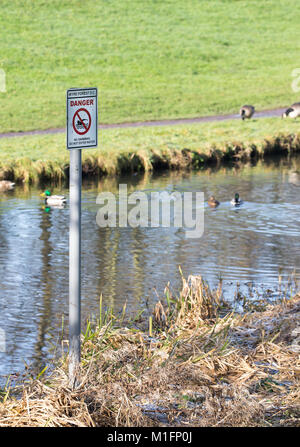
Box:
[72,108,91,135]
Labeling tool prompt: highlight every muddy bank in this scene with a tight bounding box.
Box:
[1,132,300,184]
[0,276,299,427]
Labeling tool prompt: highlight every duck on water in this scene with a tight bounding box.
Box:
[231,193,243,206]
[40,190,67,206]
[207,196,220,207]
[0,181,15,192]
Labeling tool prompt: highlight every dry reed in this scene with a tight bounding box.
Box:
[0,275,299,427]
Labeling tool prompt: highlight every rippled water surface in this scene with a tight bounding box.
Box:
[1,156,300,381]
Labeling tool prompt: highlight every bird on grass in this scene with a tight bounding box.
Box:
[240,105,255,120]
[282,102,300,119]
[0,180,15,192]
[40,190,66,206]
[207,196,220,208]
[231,193,243,206]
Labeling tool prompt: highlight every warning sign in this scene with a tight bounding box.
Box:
[67,88,98,149]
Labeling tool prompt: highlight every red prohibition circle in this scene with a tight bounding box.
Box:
[72,108,91,135]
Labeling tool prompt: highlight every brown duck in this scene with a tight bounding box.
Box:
[0,181,15,192]
[207,196,220,207]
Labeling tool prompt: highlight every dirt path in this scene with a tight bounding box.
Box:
[0,107,286,139]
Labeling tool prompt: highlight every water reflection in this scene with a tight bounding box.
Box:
[0,155,300,381]
[33,207,53,371]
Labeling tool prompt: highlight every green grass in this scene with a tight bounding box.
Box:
[1,1,300,133]
[1,117,300,182]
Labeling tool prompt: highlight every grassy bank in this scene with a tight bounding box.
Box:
[1,118,300,183]
[0,275,299,427]
[1,1,300,133]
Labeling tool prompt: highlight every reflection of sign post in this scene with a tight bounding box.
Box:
[67,88,98,387]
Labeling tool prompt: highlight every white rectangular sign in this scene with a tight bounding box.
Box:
[67,88,98,149]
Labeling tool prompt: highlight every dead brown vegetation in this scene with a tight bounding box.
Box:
[0,275,299,427]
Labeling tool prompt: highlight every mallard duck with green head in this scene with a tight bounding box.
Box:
[207,196,220,207]
[40,190,66,206]
[231,193,243,206]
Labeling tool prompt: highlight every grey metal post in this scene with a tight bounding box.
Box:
[69,148,82,388]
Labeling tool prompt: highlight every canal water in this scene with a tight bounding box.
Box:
[0,156,300,382]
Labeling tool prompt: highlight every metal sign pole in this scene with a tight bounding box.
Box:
[67,87,97,388]
[69,148,82,388]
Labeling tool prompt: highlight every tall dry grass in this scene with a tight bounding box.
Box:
[0,275,299,427]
